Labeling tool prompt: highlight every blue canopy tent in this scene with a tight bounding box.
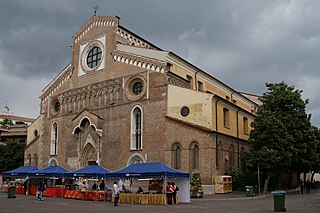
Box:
[64,165,110,201]
[3,166,39,195]
[65,165,110,179]
[105,162,190,203]
[105,162,189,179]
[28,165,69,178]
[3,166,38,177]
[28,165,70,198]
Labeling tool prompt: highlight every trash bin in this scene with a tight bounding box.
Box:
[271,190,286,212]
[245,186,254,197]
[7,186,16,198]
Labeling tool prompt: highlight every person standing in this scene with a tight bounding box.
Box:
[23,180,28,195]
[306,180,311,194]
[99,180,105,190]
[92,181,97,190]
[171,182,179,204]
[299,179,304,194]
[80,181,87,200]
[37,181,45,201]
[112,181,120,206]
[166,182,174,205]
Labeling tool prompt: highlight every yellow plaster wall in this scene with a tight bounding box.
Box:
[167,85,255,140]
[169,63,255,114]
[27,117,40,145]
[167,85,213,129]
[216,103,238,137]
[213,100,254,140]
[237,112,254,140]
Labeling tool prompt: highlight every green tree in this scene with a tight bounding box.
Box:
[0,118,13,128]
[309,126,320,181]
[0,139,25,172]
[190,172,204,198]
[242,82,317,193]
[225,166,244,190]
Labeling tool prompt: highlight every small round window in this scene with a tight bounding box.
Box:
[133,82,143,95]
[87,47,102,68]
[54,101,60,113]
[181,106,190,117]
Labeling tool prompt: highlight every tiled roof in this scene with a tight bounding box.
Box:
[0,114,34,122]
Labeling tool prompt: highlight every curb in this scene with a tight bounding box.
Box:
[191,194,268,201]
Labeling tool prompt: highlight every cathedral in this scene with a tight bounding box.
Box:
[25,16,259,193]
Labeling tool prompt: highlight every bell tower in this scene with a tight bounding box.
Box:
[2,104,9,115]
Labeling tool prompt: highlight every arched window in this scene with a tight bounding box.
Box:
[131,106,143,150]
[172,143,181,170]
[50,122,58,155]
[229,144,235,167]
[33,153,38,167]
[223,108,230,128]
[243,117,248,134]
[189,142,200,171]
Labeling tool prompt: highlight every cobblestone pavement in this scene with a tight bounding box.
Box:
[0,190,319,213]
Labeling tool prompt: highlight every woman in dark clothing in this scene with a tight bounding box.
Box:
[171,182,179,204]
[37,181,46,201]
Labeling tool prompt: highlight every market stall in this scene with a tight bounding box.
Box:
[3,166,39,177]
[64,165,111,201]
[105,162,190,204]
[28,165,69,197]
[3,166,39,194]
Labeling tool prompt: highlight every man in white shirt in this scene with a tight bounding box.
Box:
[112,181,120,206]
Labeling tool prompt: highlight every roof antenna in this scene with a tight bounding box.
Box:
[93,4,99,16]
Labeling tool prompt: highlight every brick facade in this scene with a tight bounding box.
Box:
[25,16,258,192]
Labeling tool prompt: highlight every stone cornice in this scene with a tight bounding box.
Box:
[112,51,166,73]
[73,16,119,44]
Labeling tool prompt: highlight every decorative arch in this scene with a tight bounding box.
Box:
[72,116,97,134]
[48,158,58,166]
[172,143,182,170]
[127,153,145,165]
[189,141,200,171]
[73,115,101,167]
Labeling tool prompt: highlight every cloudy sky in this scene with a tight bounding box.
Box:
[1,0,320,126]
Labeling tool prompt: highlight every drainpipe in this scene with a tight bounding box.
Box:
[214,97,220,168]
[230,91,236,103]
[236,108,240,167]
[195,71,200,91]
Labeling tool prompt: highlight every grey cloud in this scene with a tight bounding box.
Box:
[1,0,320,126]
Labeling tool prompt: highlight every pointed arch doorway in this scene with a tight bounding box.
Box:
[80,137,98,167]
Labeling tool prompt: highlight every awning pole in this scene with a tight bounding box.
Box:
[104,173,106,202]
[164,176,167,205]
